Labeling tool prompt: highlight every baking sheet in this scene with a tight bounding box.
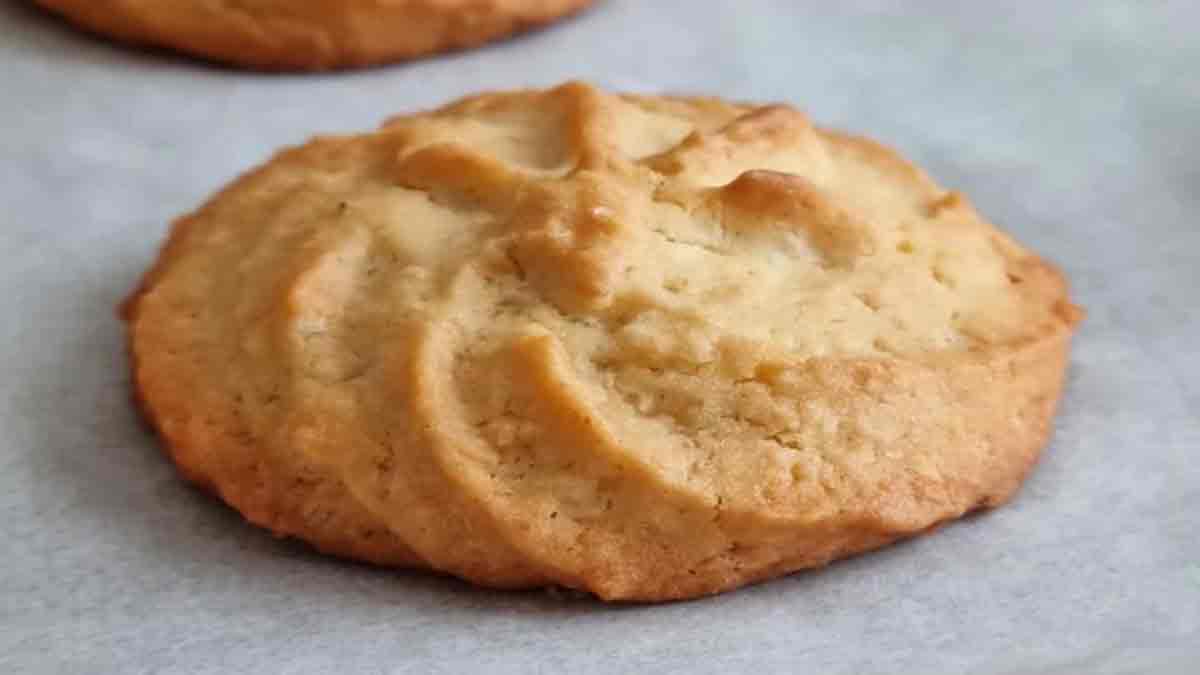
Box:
[2,1,1197,672]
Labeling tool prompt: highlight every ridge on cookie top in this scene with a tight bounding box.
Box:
[123,82,1081,601]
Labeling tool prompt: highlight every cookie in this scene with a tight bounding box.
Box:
[122,82,1082,601]
[33,0,595,70]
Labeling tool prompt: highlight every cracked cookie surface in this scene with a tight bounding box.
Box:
[34,0,594,70]
[123,82,1082,601]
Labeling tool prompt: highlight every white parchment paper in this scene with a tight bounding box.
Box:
[2,1,1197,672]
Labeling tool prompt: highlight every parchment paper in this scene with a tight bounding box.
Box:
[2,1,1197,672]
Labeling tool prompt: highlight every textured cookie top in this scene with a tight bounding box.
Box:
[127,82,1080,600]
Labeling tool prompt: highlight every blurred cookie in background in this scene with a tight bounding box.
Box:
[33,0,596,70]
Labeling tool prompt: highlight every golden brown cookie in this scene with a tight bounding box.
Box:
[34,0,595,70]
[122,82,1082,601]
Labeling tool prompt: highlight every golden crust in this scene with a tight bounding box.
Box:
[123,82,1082,601]
[33,0,595,71]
